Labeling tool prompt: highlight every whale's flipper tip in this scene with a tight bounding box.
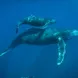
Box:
[57,56,64,66]
[57,62,61,65]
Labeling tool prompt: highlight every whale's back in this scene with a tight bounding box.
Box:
[17,28,58,45]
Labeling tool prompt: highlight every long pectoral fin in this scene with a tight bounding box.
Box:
[57,37,66,65]
[39,21,51,29]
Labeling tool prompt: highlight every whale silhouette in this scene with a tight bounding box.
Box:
[0,28,78,65]
[16,15,56,33]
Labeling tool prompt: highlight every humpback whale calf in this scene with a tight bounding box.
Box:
[16,15,56,33]
[0,28,78,65]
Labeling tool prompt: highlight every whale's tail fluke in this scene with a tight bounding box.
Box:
[0,33,22,56]
[0,38,20,56]
[0,47,13,56]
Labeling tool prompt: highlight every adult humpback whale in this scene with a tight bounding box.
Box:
[0,28,78,65]
[16,15,56,33]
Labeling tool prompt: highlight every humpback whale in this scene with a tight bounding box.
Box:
[16,15,56,33]
[0,28,78,65]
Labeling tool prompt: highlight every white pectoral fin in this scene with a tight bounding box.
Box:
[40,21,51,29]
[35,22,49,29]
[57,37,66,65]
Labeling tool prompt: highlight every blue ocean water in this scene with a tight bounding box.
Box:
[0,0,78,78]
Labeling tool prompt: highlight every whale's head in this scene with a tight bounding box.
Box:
[60,29,78,41]
[60,30,73,41]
